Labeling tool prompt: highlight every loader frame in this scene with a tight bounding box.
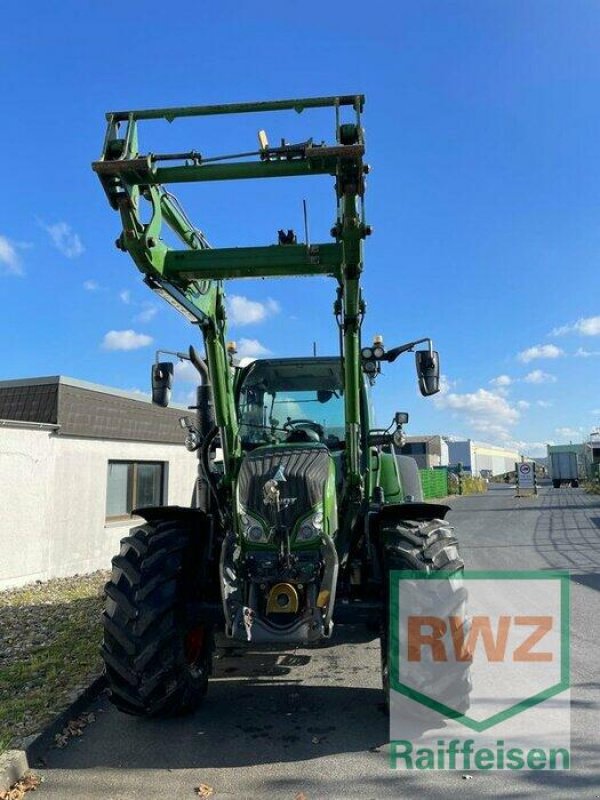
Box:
[93,94,370,525]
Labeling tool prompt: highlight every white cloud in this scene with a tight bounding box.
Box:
[575,347,600,358]
[576,317,600,336]
[0,235,23,275]
[41,221,84,258]
[555,426,585,441]
[504,440,549,458]
[227,295,280,326]
[435,387,520,440]
[119,289,131,304]
[517,400,530,409]
[523,370,557,384]
[517,344,563,363]
[437,375,458,396]
[551,316,600,337]
[102,329,153,351]
[134,304,158,323]
[175,360,200,383]
[125,388,150,400]
[490,374,512,388]
[591,409,600,415]
[83,279,100,291]
[537,400,553,408]
[237,338,271,359]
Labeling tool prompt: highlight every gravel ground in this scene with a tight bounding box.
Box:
[0,571,108,752]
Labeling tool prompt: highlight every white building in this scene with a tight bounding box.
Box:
[447,439,520,477]
[400,435,450,470]
[0,376,197,589]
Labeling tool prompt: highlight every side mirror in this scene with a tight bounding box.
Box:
[317,390,334,404]
[415,350,440,396]
[151,362,174,407]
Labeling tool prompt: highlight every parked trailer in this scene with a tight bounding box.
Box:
[550,451,579,488]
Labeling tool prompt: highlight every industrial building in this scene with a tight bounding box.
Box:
[0,376,197,589]
[447,439,520,477]
[400,435,449,470]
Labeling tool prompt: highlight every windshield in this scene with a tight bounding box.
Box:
[237,358,345,448]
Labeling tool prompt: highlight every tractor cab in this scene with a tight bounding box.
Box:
[236,357,346,449]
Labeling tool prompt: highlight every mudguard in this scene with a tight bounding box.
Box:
[376,502,451,524]
[132,505,208,523]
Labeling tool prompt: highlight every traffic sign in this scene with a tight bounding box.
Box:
[516,461,536,494]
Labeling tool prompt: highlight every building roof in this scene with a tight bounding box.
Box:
[0,375,187,404]
[0,375,191,445]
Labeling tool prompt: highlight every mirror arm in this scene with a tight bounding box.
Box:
[383,337,432,363]
[155,348,189,365]
[154,346,210,384]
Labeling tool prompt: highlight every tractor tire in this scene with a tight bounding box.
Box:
[101,518,213,717]
[379,517,468,714]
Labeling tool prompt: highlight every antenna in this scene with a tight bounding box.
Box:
[303,199,310,246]
[313,341,317,357]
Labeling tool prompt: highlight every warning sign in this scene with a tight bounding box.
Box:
[516,461,536,492]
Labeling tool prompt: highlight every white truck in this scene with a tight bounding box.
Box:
[550,451,579,488]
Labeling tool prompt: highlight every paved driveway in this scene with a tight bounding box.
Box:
[37,485,600,798]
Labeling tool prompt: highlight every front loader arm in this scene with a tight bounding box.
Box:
[92,95,368,496]
[103,138,240,474]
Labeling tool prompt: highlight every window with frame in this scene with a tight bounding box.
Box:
[106,461,166,520]
[401,442,427,456]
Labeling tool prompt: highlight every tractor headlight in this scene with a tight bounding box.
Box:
[363,360,377,375]
[239,511,270,544]
[392,428,406,447]
[295,510,324,543]
[184,430,200,451]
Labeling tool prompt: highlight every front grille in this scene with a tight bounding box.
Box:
[237,445,331,528]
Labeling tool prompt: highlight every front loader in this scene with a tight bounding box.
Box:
[93,95,465,716]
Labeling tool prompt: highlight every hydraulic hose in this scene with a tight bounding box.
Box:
[200,425,223,524]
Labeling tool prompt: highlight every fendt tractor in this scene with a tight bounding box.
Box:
[93,95,465,717]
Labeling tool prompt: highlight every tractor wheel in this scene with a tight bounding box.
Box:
[101,518,213,716]
[379,517,467,713]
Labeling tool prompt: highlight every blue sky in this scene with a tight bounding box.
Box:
[1,1,599,456]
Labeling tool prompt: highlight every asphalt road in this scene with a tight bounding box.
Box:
[36,485,600,799]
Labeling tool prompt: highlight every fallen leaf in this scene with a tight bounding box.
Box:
[0,774,41,799]
[196,784,214,798]
[295,794,309,800]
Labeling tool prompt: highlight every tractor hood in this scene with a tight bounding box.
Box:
[237,443,333,531]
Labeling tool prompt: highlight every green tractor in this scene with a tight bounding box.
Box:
[93,95,464,716]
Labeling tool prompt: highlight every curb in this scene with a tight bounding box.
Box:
[0,675,106,793]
